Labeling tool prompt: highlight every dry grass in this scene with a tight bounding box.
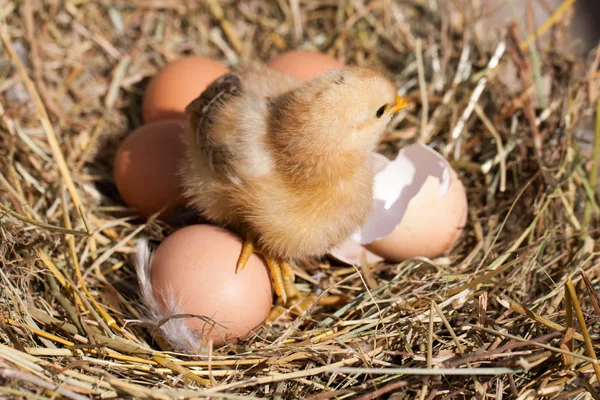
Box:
[1,0,599,398]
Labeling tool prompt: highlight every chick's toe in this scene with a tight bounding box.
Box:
[236,233,256,273]
[236,234,299,306]
[281,261,299,300]
[265,257,288,304]
[266,293,319,325]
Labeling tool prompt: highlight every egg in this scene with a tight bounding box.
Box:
[331,144,468,264]
[113,119,186,219]
[143,56,230,122]
[267,50,344,81]
[144,225,273,349]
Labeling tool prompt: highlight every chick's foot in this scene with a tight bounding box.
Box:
[236,234,299,305]
[266,293,319,324]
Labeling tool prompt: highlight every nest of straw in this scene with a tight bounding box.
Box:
[1,0,599,398]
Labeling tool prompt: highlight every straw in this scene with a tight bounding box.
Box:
[1,0,598,398]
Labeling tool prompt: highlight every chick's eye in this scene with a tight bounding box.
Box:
[376,105,387,118]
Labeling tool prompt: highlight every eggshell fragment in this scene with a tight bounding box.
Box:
[331,144,467,264]
[143,56,230,122]
[113,119,186,219]
[136,225,273,351]
[329,238,383,266]
[267,50,344,81]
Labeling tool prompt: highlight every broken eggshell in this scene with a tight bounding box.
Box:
[330,143,467,264]
[328,235,383,266]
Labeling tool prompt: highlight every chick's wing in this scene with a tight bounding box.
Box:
[185,73,242,180]
[185,63,300,183]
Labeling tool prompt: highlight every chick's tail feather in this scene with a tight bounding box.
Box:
[134,238,201,352]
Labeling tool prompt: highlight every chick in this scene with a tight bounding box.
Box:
[181,62,407,305]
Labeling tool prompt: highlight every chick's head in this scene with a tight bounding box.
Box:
[322,68,406,139]
[275,67,408,155]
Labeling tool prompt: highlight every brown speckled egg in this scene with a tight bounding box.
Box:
[150,224,273,347]
[267,50,344,81]
[113,119,186,219]
[143,56,230,122]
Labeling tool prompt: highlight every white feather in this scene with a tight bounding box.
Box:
[134,238,203,352]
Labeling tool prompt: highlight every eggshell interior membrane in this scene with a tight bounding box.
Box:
[329,237,383,266]
[267,50,345,81]
[142,56,230,122]
[148,225,273,349]
[113,119,187,219]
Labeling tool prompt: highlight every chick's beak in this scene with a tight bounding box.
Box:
[390,95,409,114]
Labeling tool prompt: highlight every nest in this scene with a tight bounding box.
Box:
[1,0,599,398]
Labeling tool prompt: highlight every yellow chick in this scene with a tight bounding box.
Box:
[181,62,407,304]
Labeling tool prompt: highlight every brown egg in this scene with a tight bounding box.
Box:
[150,225,273,347]
[143,56,230,122]
[364,168,468,261]
[113,119,186,219]
[267,50,344,81]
